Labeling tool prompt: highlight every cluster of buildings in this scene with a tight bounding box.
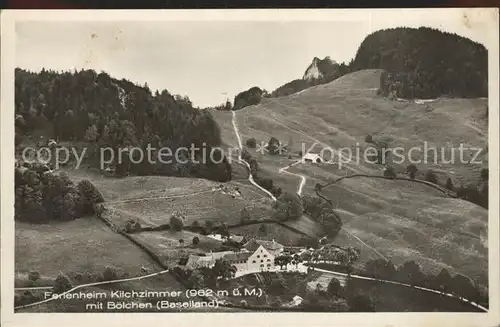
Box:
[185,239,286,274]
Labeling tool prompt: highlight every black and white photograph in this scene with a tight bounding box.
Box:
[1,8,499,326]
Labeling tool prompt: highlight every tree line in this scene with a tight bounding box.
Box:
[15,68,231,182]
[15,163,104,223]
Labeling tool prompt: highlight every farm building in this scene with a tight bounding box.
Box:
[302,153,323,163]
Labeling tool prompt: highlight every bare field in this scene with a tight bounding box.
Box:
[15,219,164,282]
[105,190,272,228]
[129,230,224,267]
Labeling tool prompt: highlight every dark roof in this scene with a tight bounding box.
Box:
[223,252,252,262]
[243,239,284,252]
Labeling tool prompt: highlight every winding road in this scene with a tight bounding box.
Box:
[231,110,277,201]
[278,151,313,196]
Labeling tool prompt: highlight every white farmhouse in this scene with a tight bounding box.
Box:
[184,239,285,274]
[302,153,323,163]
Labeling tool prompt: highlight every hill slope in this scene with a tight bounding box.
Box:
[212,69,488,285]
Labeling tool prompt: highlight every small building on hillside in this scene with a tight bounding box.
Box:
[302,153,323,163]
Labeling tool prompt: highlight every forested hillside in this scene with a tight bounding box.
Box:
[15,68,231,182]
[352,27,488,99]
[269,27,487,100]
[232,86,264,110]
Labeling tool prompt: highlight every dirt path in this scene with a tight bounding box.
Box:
[231,110,277,201]
[340,227,388,261]
[278,154,311,196]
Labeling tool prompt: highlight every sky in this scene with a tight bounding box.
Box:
[15,11,492,107]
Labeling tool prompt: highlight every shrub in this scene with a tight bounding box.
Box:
[365,134,374,143]
[267,137,281,155]
[124,221,133,233]
[28,271,40,282]
[74,272,83,282]
[133,221,142,232]
[445,177,454,190]
[327,277,342,298]
[396,260,425,285]
[425,170,438,184]
[77,179,104,215]
[18,290,37,306]
[406,164,418,179]
[480,168,488,181]
[246,138,257,148]
[347,293,375,312]
[272,192,303,221]
[432,268,453,292]
[102,266,118,281]
[364,259,396,279]
[170,214,185,231]
[204,220,214,233]
[53,273,73,294]
[450,274,480,301]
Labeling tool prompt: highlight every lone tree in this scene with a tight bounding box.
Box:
[212,259,237,280]
[425,170,438,184]
[327,277,343,298]
[170,213,185,231]
[406,164,418,180]
[246,138,257,148]
[445,177,454,190]
[272,192,304,221]
[102,266,118,281]
[365,134,374,143]
[77,179,104,214]
[179,239,185,246]
[267,136,281,155]
[53,273,72,294]
[192,236,200,245]
[275,255,292,269]
[204,220,214,233]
